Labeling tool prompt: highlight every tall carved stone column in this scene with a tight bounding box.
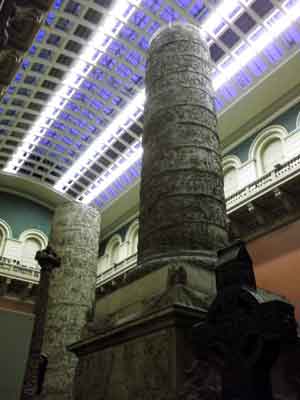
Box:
[68,24,229,400]
[138,23,228,267]
[40,203,100,400]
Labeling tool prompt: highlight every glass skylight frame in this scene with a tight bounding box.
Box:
[0,0,300,208]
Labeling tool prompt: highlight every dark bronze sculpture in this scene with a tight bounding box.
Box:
[189,241,297,400]
[21,246,60,400]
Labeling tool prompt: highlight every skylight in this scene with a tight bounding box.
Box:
[1,0,300,208]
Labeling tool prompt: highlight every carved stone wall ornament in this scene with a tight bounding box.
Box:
[0,0,55,94]
[0,0,16,50]
[0,48,19,84]
[8,5,42,51]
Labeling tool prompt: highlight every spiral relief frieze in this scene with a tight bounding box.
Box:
[138,23,228,266]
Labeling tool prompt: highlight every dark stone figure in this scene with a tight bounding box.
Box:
[0,0,54,95]
[0,0,16,50]
[8,4,42,52]
[21,246,60,400]
[189,241,298,400]
[37,354,48,395]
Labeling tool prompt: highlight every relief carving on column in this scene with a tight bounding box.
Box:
[8,5,42,51]
[138,24,228,267]
[0,0,54,95]
[0,49,20,85]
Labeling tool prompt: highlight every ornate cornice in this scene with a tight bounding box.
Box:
[0,0,54,97]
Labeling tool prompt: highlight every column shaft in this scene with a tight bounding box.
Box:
[138,24,228,267]
[41,203,100,400]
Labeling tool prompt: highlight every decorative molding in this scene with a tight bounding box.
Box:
[124,219,139,258]
[19,228,48,248]
[296,111,300,128]
[0,217,13,239]
[222,155,242,171]
[248,124,288,164]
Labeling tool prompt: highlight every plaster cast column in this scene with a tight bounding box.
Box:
[138,23,228,267]
[40,202,100,400]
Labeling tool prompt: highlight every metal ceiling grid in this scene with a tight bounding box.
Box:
[0,0,299,209]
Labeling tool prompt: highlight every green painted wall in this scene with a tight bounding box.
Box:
[229,135,254,163]
[225,101,300,162]
[0,192,53,238]
[272,102,299,132]
[0,309,33,400]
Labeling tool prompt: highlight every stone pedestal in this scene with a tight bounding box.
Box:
[40,202,100,400]
[138,23,228,267]
[70,262,208,400]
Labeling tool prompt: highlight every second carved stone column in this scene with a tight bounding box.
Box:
[138,23,228,267]
[40,202,100,400]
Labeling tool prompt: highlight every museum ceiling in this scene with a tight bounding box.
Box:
[0,0,300,209]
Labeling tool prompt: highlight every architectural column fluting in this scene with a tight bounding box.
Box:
[40,202,100,400]
[138,23,228,267]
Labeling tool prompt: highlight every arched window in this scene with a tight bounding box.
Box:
[19,229,48,268]
[110,241,120,265]
[296,111,300,128]
[132,229,139,255]
[249,125,287,177]
[0,219,11,257]
[105,234,123,268]
[0,229,4,257]
[261,139,284,174]
[222,156,241,198]
[224,167,239,197]
[21,237,42,267]
[124,220,139,257]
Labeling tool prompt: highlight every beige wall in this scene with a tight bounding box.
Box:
[248,219,300,321]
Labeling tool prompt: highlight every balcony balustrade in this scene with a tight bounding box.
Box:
[96,253,138,286]
[226,154,300,213]
[0,256,40,284]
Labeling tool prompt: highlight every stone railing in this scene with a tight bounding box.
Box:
[226,154,300,212]
[96,253,138,286]
[0,256,40,284]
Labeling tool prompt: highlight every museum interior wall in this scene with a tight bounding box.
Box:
[0,192,51,400]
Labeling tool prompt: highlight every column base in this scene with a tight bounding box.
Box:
[69,261,217,400]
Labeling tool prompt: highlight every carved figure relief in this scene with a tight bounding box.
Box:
[0,0,53,94]
[8,5,42,51]
[0,49,19,84]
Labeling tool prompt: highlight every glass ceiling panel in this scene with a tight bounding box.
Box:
[0,0,300,208]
